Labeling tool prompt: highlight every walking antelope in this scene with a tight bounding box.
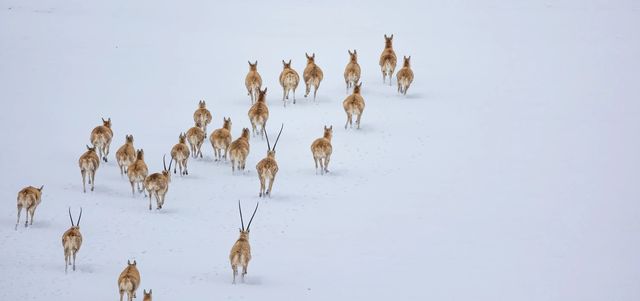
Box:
[170,133,190,176]
[256,124,283,197]
[379,34,397,85]
[245,61,262,104]
[343,82,365,129]
[15,185,43,230]
[248,88,269,138]
[118,260,141,301]
[303,53,324,101]
[279,59,300,106]
[128,149,148,196]
[311,126,333,174]
[193,100,212,135]
[90,117,113,162]
[229,128,250,173]
[79,145,100,193]
[210,117,232,161]
[344,49,361,93]
[116,135,136,175]
[230,201,259,284]
[143,289,152,301]
[62,208,83,273]
[396,56,414,95]
[144,155,172,210]
[186,122,205,159]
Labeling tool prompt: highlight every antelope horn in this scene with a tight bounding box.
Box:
[246,202,259,231]
[264,127,271,151]
[68,207,75,226]
[272,123,284,151]
[238,200,245,231]
[77,207,82,226]
[167,154,173,172]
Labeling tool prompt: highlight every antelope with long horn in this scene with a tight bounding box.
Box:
[193,100,212,135]
[379,34,397,85]
[15,185,43,230]
[90,117,113,162]
[229,128,250,174]
[397,55,414,95]
[311,126,333,174]
[62,208,83,273]
[128,149,148,196]
[79,145,100,193]
[279,59,299,106]
[186,121,205,159]
[303,53,323,101]
[143,155,172,210]
[118,260,141,301]
[170,133,190,176]
[245,61,262,104]
[116,135,136,175]
[256,124,283,197]
[344,49,361,93]
[248,88,269,138]
[230,201,259,284]
[210,117,232,162]
[343,82,365,129]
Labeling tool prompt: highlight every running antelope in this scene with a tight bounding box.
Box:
[279,59,300,106]
[15,185,43,230]
[186,122,205,159]
[256,124,283,197]
[379,34,397,85]
[230,201,259,284]
[248,88,269,138]
[144,155,172,210]
[171,133,190,176]
[210,117,232,161]
[245,61,262,104]
[193,100,212,135]
[90,117,113,162]
[303,53,323,101]
[397,56,414,95]
[62,208,83,273]
[343,82,365,129]
[118,260,141,301]
[79,145,100,193]
[229,128,250,173]
[143,289,152,301]
[128,149,148,196]
[344,49,361,93]
[116,135,136,175]
[311,126,333,174]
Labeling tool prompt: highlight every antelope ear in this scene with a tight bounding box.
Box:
[354,49,357,55]
[86,145,91,150]
[102,117,106,122]
[143,290,147,294]
[384,34,388,39]
[330,125,333,130]
[108,117,111,122]
[288,59,291,65]
[264,87,268,93]
[149,289,152,294]
[39,185,44,191]
[348,50,352,55]
[408,55,411,60]
[248,60,251,66]
[133,260,137,265]
[282,59,286,65]
[390,34,394,39]
[305,53,310,59]
[128,260,131,265]
[312,53,315,59]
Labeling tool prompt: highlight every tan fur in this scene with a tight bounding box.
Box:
[396,56,414,95]
[248,88,269,138]
[171,133,190,176]
[343,83,366,129]
[256,152,279,197]
[15,185,43,229]
[245,61,262,104]
[118,260,141,301]
[186,124,205,159]
[279,59,300,106]
[79,145,100,193]
[193,100,212,135]
[303,53,324,101]
[116,135,136,176]
[311,126,333,174]
[144,170,170,210]
[379,34,397,85]
[90,118,113,162]
[229,128,250,173]
[344,50,361,93]
[229,231,252,284]
[143,289,152,301]
[128,149,148,196]
[210,117,232,161]
[61,226,82,273]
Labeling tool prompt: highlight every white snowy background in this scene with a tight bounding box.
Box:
[1,0,639,300]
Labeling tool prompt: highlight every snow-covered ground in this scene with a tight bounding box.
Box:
[1,0,639,300]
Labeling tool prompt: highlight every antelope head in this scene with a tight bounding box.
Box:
[353,82,362,94]
[248,60,258,71]
[143,289,152,301]
[282,59,292,69]
[323,125,333,140]
[86,145,97,153]
[384,34,394,48]
[257,87,267,103]
[241,128,250,139]
[198,100,206,109]
[348,49,357,62]
[223,117,232,130]
[403,55,411,67]
[178,133,187,144]
[126,135,134,144]
[162,155,173,181]
[127,259,137,267]
[305,52,316,64]
[136,149,144,160]
[101,117,112,128]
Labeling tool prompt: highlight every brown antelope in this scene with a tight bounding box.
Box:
[279,59,300,106]
[229,128,250,173]
[245,61,262,104]
[344,49,361,93]
[170,133,190,176]
[343,82,365,129]
[311,126,333,174]
[128,149,148,196]
[186,122,205,159]
[210,117,232,161]
[79,145,100,193]
[193,100,212,135]
[116,135,136,175]
[144,155,172,210]
[15,185,43,230]
[118,260,141,301]
[143,289,152,301]
[90,117,113,162]
[248,88,269,138]
[397,56,414,95]
[230,201,259,284]
[62,208,83,273]
[256,124,283,197]
[303,53,324,101]
[379,34,397,85]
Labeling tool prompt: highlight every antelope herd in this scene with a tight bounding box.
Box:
[13,34,414,297]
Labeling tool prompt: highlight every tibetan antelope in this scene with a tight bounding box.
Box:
[279,59,299,106]
[230,201,259,284]
[210,117,232,161]
[379,34,397,85]
[90,117,113,162]
[79,145,100,193]
[62,208,83,273]
[248,88,269,138]
[128,149,148,196]
[171,133,190,176]
[144,155,172,210]
[245,61,262,104]
[397,56,414,95]
[256,124,283,197]
[118,260,141,301]
[143,289,152,301]
[229,128,250,173]
[303,53,323,101]
[116,135,136,175]
[311,126,333,174]
[344,49,361,93]
[193,100,212,135]
[186,122,205,159]
[343,82,365,129]
[15,185,43,230]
